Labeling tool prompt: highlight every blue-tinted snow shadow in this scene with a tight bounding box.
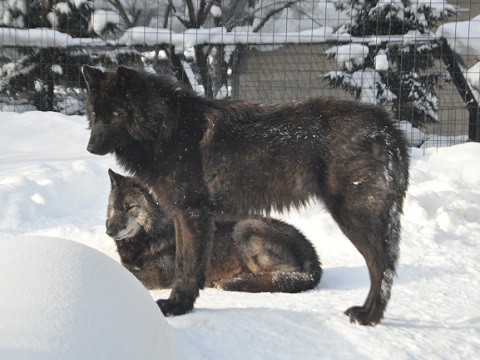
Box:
[320,266,369,290]
[382,316,480,330]
[168,307,371,360]
[321,263,446,291]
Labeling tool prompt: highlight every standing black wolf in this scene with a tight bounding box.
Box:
[82,65,409,325]
[106,169,322,292]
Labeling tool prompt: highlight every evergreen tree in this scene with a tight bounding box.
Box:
[0,0,140,113]
[0,0,338,108]
[324,0,459,127]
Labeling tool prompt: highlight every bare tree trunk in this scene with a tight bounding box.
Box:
[107,0,134,27]
[195,45,214,98]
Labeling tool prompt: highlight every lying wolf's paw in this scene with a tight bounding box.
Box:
[344,306,381,326]
[156,298,193,316]
[213,279,233,290]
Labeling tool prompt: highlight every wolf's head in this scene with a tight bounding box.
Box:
[106,169,159,241]
[82,66,161,155]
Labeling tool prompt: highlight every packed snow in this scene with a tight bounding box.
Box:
[0,235,176,359]
[0,111,479,359]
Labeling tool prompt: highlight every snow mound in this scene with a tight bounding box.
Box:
[0,236,176,360]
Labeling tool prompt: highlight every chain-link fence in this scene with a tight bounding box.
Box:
[1,0,479,149]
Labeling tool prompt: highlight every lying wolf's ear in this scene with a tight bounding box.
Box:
[82,65,104,92]
[108,169,125,187]
[117,66,141,92]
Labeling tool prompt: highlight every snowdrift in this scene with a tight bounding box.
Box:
[0,235,176,360]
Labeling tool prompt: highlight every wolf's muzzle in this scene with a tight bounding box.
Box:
[87,142,109,155]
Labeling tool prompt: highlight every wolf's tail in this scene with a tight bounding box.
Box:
[216,268,321,293]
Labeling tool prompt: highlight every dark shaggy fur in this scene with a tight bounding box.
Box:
[82,65,409,325]
[107,169,322,293]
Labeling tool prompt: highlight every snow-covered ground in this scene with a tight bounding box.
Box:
[0,111,479,359]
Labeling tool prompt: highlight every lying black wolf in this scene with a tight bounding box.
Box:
[107,169,322,292]
[82,65,409,325]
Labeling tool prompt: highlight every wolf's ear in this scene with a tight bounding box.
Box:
[117,66,141,92]
[108,169,125,187]
[82,65,104,92]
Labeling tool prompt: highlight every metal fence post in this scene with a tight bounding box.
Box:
[440,37,480,142]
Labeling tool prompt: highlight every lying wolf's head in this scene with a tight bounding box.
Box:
[106,169,160,241]
[82,65,188,156]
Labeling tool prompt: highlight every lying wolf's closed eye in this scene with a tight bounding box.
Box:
[125,204,138,211]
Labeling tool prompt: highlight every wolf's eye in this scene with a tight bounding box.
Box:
[125,204,137,211]
[112,111,120,117]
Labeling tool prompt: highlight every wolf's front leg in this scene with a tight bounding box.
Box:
[157,204,214,316]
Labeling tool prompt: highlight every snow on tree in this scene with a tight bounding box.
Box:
[1,0,328,105]
[1,0,463,112]
[149,0,278,98]
[128,0,337,99]
[0,0,140,113]
[324,0,460,127]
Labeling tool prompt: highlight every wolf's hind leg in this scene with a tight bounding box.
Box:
[333,202,400,326]
[343,237,394,326]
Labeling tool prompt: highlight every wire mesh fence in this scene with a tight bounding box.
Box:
[0,0,479,149]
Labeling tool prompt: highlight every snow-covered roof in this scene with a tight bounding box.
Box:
[436,14,480,57]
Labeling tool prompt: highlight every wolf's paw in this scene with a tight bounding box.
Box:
[344,306,381,326]
[212,281,223,290]
[213,279,235,291]
[156,298,193,316]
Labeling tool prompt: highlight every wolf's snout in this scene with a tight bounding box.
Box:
[87,140,110,155]
[106,228,114,237]
[86,143,97,154]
